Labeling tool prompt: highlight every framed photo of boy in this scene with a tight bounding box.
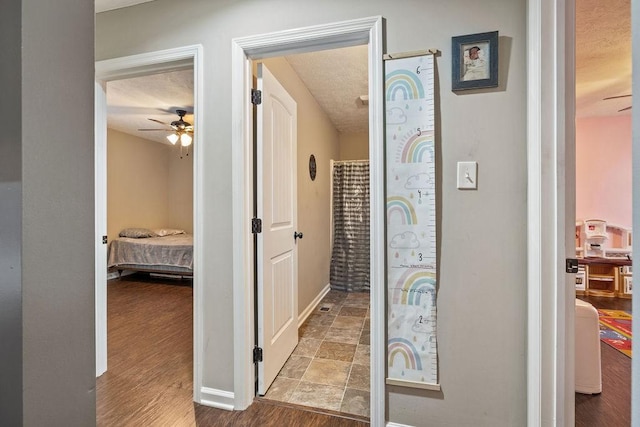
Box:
[451,31,498,91]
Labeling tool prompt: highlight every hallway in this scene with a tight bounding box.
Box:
[97,275,368,426]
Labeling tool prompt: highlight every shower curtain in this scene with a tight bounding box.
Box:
[330,160,370,292]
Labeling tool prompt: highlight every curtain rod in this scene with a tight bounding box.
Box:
[332,159,369,164]
[383,49,440,60]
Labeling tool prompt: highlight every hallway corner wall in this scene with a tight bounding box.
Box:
[21,0,96,424]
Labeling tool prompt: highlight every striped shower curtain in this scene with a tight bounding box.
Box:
[330,160,370,292]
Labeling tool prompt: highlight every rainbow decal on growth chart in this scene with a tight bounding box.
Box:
[385,69,425,101]
[388,337,423,371]
[399,132,434,163]
[387,196,418,225]
[392,270,436,306]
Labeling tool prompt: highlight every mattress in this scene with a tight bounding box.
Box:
[107,234,193,273]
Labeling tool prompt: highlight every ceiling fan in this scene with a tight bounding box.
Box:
[603,94,632,112]
[138,109,194,148]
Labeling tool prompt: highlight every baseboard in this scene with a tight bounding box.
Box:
[387,422,414,427]
[298,283,331,328]
[199,387,235,411]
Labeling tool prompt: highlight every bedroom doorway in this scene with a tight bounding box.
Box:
[94,45,205,411]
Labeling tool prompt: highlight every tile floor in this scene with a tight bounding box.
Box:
[263,290,370,418]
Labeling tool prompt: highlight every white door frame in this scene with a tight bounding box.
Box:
[94,44,205,403]
[231,16,384,424]
[527,0,576,425]
[95,80,108,377]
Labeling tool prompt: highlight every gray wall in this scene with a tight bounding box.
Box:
[0,1,23,425]
[97,1,527,425]
[22,0,96,425]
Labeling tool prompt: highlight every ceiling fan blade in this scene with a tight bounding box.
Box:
[148,118,169,125]
[604,94,632,100]
[618,106,632,112]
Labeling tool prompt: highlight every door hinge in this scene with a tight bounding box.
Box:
[102,235,108,244]
[252,218,262,234]
[566,258,579,273]
[251,89,262,105]
[253,346,263,363]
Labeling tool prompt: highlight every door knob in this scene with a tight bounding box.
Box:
[294,231,304,241]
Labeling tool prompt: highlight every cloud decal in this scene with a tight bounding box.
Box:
[411,317,432,334]
[390,231,420,249]
[386,107,407,125]
[404,173,431,189]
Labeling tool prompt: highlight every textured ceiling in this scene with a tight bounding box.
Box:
[106,69,194,144]
[285,46,369,134]
[100,0,631,141]
[104,46,368,144]
[576,0,632,117]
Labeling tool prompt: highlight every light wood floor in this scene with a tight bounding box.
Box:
[575,296,631,427]
[97,273,368,426]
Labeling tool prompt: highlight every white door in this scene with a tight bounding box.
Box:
[256,63,299,395]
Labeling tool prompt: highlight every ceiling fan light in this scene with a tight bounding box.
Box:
[180,133,192,147]
[167,133,179,145]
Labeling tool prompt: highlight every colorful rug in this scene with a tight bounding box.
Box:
[597,309,632,358]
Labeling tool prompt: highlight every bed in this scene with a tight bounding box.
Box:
[107,228,193,278]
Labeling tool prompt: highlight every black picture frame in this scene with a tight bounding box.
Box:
[451,31,499,91]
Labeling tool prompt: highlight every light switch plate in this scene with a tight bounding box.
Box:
[457,161,477,189]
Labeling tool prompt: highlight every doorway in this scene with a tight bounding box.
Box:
[231,16,384,425]
[254,48,371,417]
[573,1,633,424]
[94,45,205,405]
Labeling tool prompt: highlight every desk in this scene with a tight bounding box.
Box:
[577,258,632,298]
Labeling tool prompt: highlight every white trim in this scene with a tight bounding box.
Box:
[298,283,331,328]
[386,423,414,427]
[238,18,376,59]
[94,44,205,404]
[231,17,384,427]
[231,36,256,412]
[95,81,108,378]
[526,0,542,423]
[527,0,574,425]
[94,51,193,81]
[559,2,577,425]
[367,16,386,427]
[191,44,205,407]
[199,387,235,411]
